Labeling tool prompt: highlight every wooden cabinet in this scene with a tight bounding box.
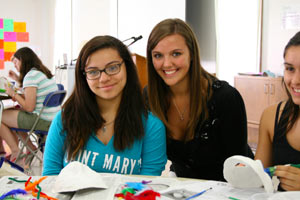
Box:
[132,53,147,89]
[234,76,288,150]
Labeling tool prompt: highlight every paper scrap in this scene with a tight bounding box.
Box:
[223,155,274,193]
[3,19,13,32]
[3,42,16,52]
[14,22,26,32]
[4,52,14,62]
[0,49,3,59]
[16,32,29,42]
[4,32,16,42]
[0,29,3,40]
[0,18,3,29]
[0,60,4,70]
[53,161,108,193]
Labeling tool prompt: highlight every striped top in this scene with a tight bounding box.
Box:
[23,69,59,121]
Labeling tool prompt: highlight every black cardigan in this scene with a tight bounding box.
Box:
[143,80,254,181]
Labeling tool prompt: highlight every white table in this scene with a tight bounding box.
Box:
[0,94,11,123]
[0,173,274,200]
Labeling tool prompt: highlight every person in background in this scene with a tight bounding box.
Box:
[255,31,300,191]
[42,35,167,176]
[145,18,253,181]
[0,47,59,165]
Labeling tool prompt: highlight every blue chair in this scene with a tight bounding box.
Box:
[10,88,66,166]
[57,83,64,91]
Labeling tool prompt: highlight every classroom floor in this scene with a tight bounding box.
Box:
[3,141,42,176]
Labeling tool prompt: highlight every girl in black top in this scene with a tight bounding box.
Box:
[255,31,300,191]
[145,18,253,181]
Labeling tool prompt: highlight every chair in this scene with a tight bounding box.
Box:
[57,83,64,91]
[10,88,66,167]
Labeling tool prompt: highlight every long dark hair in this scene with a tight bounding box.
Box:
[281,31,300,133]
[13,47,53,87]
[146,18,215,141]
[62,35,147,160]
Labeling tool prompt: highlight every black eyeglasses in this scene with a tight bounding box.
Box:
[83,61,123,80]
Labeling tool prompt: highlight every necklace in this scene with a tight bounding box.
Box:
[102,120,114,132]
[173,99,187,121]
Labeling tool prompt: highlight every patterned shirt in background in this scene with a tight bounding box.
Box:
[23,68,59,121]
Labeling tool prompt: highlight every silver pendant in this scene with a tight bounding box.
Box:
[102,126,106,132]
[179,115,184,121]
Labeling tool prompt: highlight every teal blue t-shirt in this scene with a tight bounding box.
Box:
[42,111,167,176]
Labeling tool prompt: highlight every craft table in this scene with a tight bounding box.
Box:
[0,93,11,123]
[0,174,273,200]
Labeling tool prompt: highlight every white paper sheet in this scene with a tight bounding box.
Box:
[160,180,266,200]
[1,174,291,200]
[0,161,26,177]
[251,191,300,200]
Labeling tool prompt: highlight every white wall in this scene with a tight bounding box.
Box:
[64,0,185,61]
[0,0,185,77]
[0,0,55,76]
[261,0,300,76]
[117,0,186,57]
[215,0,261,85]
[2,0,298,85]
[71,0,117,60]
[55,0,185,96]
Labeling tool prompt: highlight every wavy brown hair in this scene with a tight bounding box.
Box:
[13,47,53,87]
[281,31,300,134]
[146,18,215,141]
[62,35,147,160]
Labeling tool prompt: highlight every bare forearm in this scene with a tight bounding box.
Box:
[13,93,34,112]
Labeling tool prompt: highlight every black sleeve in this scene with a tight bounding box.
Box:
[217,85,254,159]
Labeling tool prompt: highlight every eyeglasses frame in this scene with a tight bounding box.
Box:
[83,61,124,80]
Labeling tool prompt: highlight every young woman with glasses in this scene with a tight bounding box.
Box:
[42,35,167,176]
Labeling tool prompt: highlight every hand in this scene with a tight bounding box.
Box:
[275,165,300,191]
[8,70,19,81]
[4,84,16,101]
